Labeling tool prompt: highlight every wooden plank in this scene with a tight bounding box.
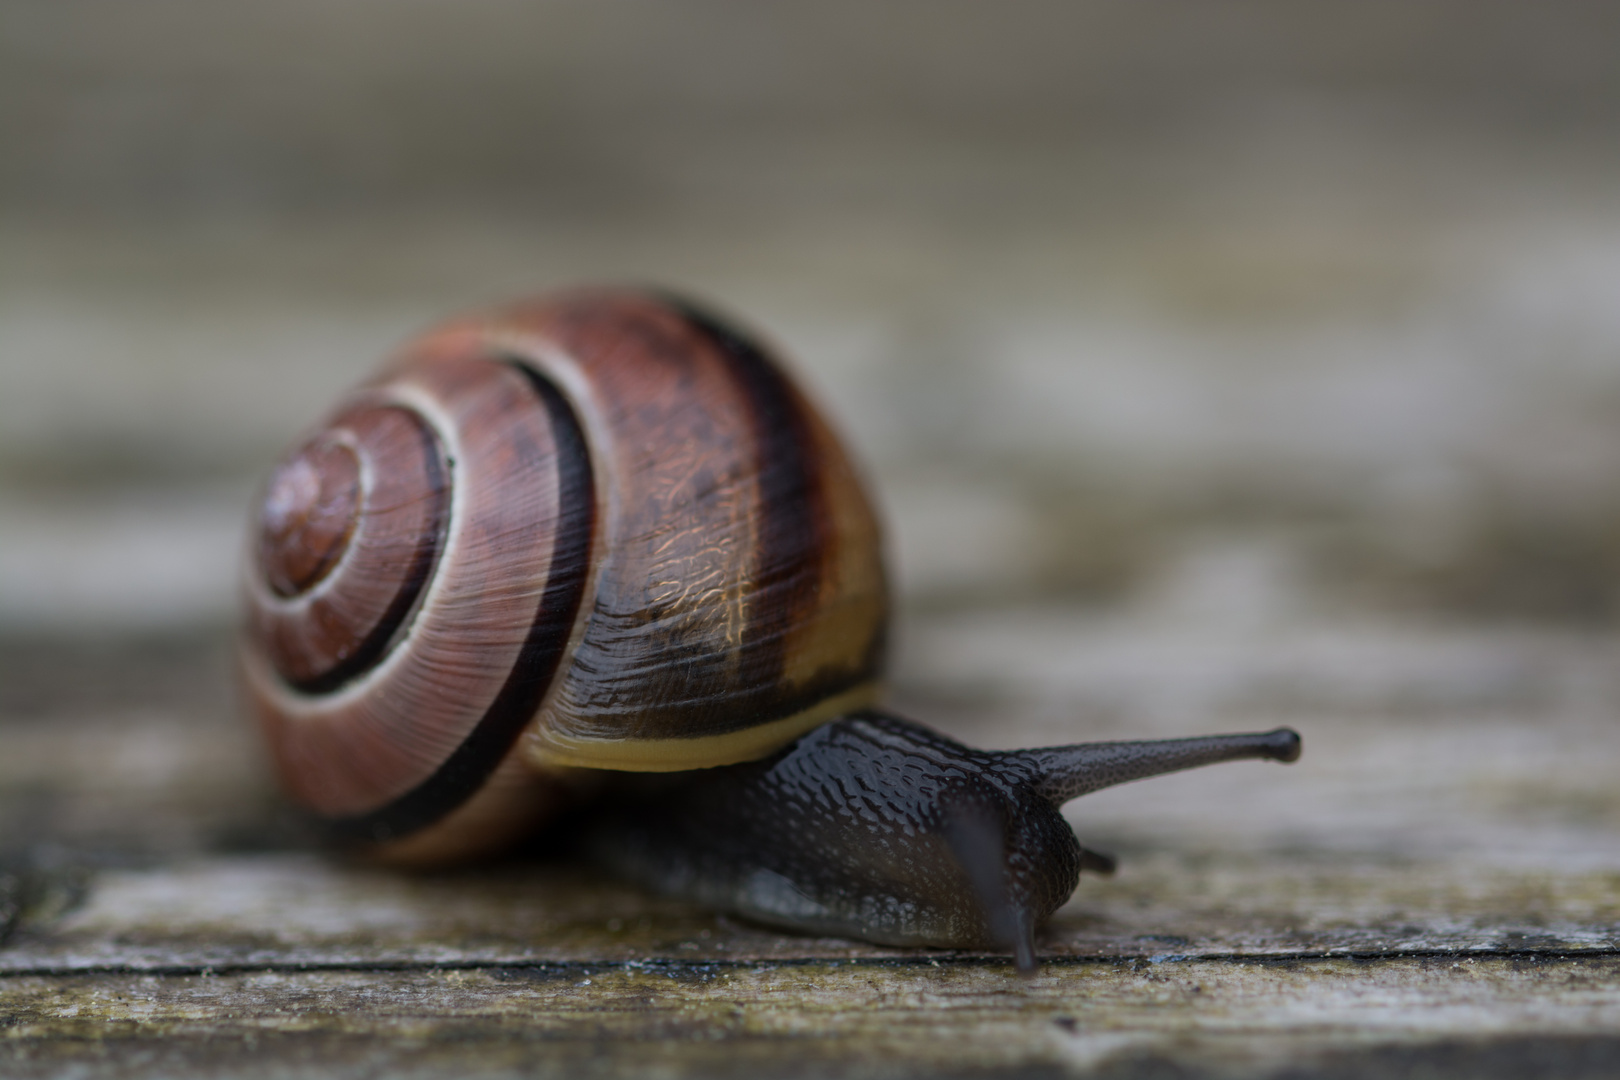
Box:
[3,621,1619,1076]
[2,854,1617,974]
[5,958,1620,1079]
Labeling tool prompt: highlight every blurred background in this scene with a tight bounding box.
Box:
[3,1,1620,864]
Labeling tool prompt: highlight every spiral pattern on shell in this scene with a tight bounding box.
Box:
[240,290,888,860]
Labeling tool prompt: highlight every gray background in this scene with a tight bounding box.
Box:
[7,0,1620,637]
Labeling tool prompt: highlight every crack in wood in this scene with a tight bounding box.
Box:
[5,946,1620,980]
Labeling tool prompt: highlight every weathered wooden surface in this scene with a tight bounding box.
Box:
[7,959,1620,1079]
[3,616,1618,1077]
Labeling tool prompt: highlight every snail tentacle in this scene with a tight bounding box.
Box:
[1076,847,1118,876]
[940,798,1039,973]
[1024,727,1303,807]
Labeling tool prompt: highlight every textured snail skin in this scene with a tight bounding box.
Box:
[240,287,1304,967]
[589,712,1300,970]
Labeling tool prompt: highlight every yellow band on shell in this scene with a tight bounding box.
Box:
[522,683,883,773]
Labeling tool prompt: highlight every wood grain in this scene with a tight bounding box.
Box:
[4,616,1619,1076]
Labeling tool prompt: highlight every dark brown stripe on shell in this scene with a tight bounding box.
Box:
[289,411,449,695]
[659,293,829,713]
[327,362,596,843]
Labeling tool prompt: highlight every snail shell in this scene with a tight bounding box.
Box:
[241,289,886,864]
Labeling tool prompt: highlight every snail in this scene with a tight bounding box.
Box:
[241,288,1301,971]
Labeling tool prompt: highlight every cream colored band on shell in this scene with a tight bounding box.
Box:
[522,683,883,773]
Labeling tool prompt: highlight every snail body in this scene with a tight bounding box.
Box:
[242,289,1300,970]
[590,711,1298,970]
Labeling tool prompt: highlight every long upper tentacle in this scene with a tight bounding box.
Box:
[1021,728,1301,806]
